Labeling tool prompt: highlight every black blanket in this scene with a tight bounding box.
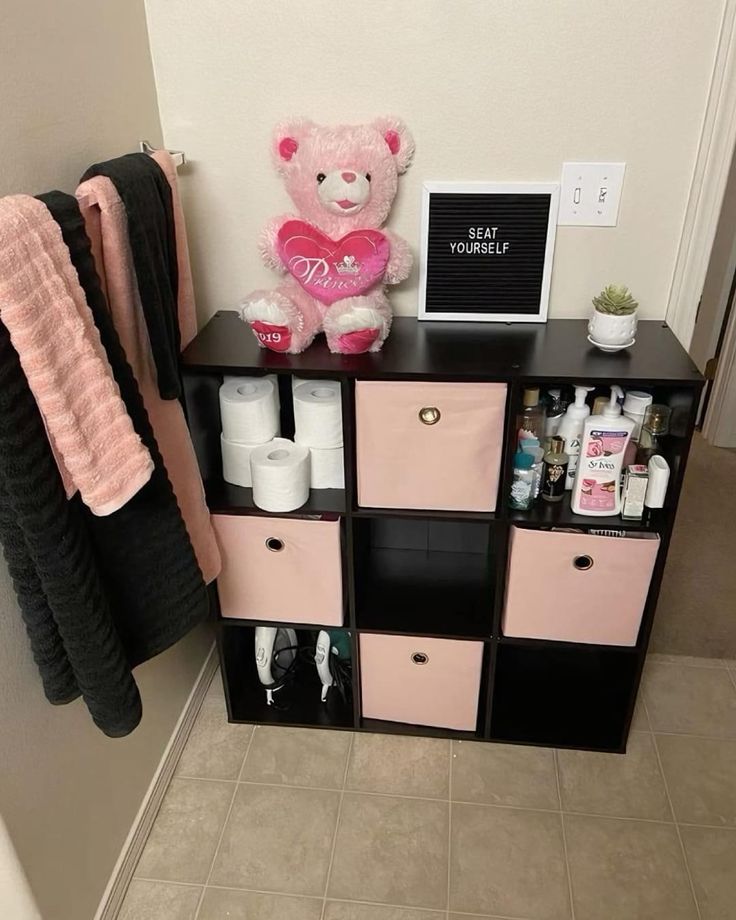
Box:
[0,318,142,737]
[38,191,209,668]
[80,153,181,400]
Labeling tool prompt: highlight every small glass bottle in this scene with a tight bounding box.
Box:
[544,388,565,437]
[542,436,569,503]
[517,386,545,442]
[509,451,535,511]
[636,404,671,464]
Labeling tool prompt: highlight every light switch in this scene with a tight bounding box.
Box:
[558,162,625,226]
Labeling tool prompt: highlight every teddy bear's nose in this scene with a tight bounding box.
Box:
[341,172,356,183]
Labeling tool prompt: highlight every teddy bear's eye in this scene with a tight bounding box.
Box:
[365,173,371,182]
[316,173,326,184]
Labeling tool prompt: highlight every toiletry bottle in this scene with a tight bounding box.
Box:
[544,388,565,437]
[519,438,544,498]
[644,455,670,509]
[542,436,569,503]
[516,386,545,442]
[592,394,609,416]
[622,390,653,441]
[571,385,635,516]
[509,451,535,511]
[556,385,593,489]
[636,404,671,464]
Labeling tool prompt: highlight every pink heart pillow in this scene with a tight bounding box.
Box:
[277,220,389,306]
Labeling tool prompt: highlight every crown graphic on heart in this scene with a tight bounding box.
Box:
[277,220,389,306]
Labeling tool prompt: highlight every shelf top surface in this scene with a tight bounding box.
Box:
[182,311,703,385]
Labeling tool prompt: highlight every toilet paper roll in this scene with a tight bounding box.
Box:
[221,435,290,488]
[226,374,281,411]
[250,440,311,512]
[220,376,279,443]
[309,447,345,489]
[293,380,343,448]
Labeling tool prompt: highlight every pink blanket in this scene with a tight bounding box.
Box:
[0,195,153,516]
[151,150,198,350]
[76,176,221,583]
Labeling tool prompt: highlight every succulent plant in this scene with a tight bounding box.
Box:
[592,284,639,316]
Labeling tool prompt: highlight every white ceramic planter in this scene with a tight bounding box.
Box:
[588,309,638,347]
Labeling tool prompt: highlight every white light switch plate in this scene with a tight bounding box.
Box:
[558,162,626,226]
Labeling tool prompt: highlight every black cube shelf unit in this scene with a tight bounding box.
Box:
[182,311,703,753]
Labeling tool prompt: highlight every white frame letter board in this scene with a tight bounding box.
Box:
[418,181,560,323]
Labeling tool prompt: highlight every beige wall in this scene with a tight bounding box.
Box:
[0,3,211,919]
[144,0,725,325]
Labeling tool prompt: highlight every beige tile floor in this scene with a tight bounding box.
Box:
[119,654,736,920]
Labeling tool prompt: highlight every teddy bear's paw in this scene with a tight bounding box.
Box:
[333,327,381,354]
[324,304,387,354]
[239,294,297,352]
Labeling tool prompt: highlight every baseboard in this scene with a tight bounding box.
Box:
[93,642,219,920]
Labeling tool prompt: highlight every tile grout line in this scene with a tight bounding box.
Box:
[321,895,531,918]
[553,749,576,920]
[160,764,736,824]
[192,725,258,920]
[646,700,703,920]
[168,773,731,826]
[318,732,355,920]
[447,741,454,919]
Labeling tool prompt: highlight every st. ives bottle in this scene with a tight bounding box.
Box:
[571,385,635,516]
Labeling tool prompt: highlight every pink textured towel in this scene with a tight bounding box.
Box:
[76,176,221,584]
[151,150,198,349]
[0,195,153,516]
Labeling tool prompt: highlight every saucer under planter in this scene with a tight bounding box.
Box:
[588,308,638,348]
[587,334,636,353]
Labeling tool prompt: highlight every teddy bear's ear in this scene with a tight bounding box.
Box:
[371,117,415,174]
[271,119,315,173]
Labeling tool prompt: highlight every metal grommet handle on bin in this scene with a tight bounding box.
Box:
[265,537,285,553]
[411,652,429,665]
[573,554,594,571]
[418,406,440,426]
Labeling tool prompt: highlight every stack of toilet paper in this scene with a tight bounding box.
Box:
[293,378,345,489]
[220,375,281,488]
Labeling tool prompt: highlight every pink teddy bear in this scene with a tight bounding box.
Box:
[240,117,414,354]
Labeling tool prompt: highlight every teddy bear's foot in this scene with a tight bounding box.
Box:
[335,327,381,354]
[239,290,315,354]
[324,303,390,355]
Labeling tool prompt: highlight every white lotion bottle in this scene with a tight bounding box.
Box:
[557,385,593,489]
[571,385,635,516]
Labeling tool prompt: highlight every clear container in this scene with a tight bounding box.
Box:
[517,386,545,442]
[637,404,671,464]
[544,388,565,437]
[509,452,535,510]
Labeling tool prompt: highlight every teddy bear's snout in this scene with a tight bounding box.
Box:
[317,169,371,215]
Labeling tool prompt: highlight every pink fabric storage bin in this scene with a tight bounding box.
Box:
[212,514,343,625]
[355,380,507,512]
[503,527,660,646]
[360,633,484,731]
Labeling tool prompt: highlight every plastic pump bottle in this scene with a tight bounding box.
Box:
[556,386,593,490]
[571,385,635,516]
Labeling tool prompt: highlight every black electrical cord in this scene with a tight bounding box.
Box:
[262,640,353,709]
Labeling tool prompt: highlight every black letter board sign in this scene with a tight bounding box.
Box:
[418,182,559,323]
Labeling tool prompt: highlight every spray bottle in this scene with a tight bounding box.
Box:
[571,385,635,516]
[556,385,593,489]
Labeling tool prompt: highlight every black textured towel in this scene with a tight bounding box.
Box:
[80,153,181,400]
[38,191,209,667]
[0,321,143,737]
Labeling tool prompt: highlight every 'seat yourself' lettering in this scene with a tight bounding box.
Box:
[449,226,511,256]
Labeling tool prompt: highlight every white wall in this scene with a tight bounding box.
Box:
[145,0,725,325]
[0,3,212,919]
